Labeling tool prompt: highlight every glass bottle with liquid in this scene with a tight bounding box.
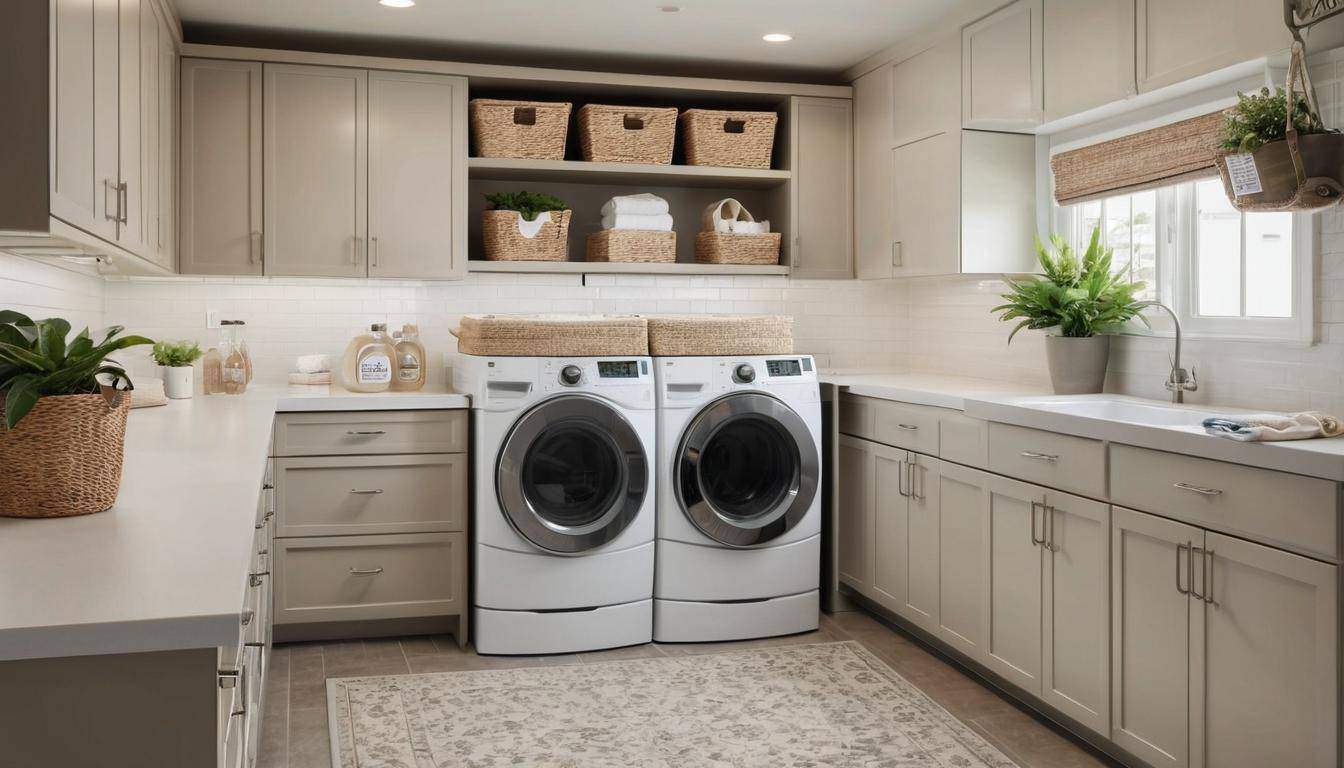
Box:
[341,323,395,393]
[221,321,249,395]
[391,324,426,392]
[201,325,223,396]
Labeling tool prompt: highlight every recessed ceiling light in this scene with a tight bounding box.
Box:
[762,33,793,43]
[379,0,415,7]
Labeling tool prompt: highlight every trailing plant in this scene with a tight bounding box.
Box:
[484,190,568,221]
[0,311,153,429]
[992,227,1150,343]
[1220,86,1330,153]
[152,339,204,368]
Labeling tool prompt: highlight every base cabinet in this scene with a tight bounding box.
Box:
[836,435,875,592]
[935,461,991,660]
[871,446,940,633]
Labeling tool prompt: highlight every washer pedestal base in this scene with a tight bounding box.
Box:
[653,590,819,643]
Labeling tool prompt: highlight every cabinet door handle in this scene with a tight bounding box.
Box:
[895,423,919,431]
[349,488,384,495]
[1174,482,1222,496]
[1189,545,1208,601]
[891,241,902,267]
[1175,542,1190,595]
[352,235,364,266]
[345,429,386,436]
[349,567,384,576]
[896,459,910,497]
[249,231,263,265]
[794,236,801,268]
[1020,450,1059,463]
[371,236,379,268]
[1044,504,1059,552]
[1203,548,1218,607]
[908,457,924,501]
[1029,500,1048,546]
[118,182,128,224]
[103,179,119,222]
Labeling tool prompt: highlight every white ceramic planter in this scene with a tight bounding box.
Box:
[161,365,194,399]
[1044,335,1111,394]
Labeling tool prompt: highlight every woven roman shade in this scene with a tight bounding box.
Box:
[1050,112,1226,205]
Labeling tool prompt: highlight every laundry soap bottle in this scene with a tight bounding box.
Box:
[391,324,426,392]
[342,323,395,392]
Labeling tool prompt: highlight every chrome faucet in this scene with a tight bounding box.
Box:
[1144,302,1197,403]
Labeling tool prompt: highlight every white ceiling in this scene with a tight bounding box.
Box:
[172,0,954,78]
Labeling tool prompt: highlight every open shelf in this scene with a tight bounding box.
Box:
[465,259,790,276]
[468,157,791,190]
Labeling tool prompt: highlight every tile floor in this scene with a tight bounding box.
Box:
[258,610,1119,768]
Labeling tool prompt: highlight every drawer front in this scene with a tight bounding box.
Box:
[988,422,1106,499]
[939,413,988,469]
[838,394,875,439]
[272,410,467,457]
[274,533,465,625]
[871,400,942,454]
[276,454,467,537]
[1111,444,1339,559]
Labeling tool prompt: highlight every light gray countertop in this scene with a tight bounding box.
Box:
[821,371,1049,410]
[0,385,469,661]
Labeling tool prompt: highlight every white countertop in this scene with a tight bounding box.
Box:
[0,385,469,662]
[822,371,1049,410]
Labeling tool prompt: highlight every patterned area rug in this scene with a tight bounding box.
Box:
[327,641,1018,767]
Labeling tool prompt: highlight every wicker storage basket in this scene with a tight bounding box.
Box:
[454,314,649,357]
[694,231,781,265]
[577,104,678,164]
[647,315,793,356]
[482,209,572,261]
[469,99,572,160]
[0,391,131,518]
[586,229,676,263]
[679,109,778,168]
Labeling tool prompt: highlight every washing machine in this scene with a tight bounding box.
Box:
[653,354,822,642]
[453,354,656,654]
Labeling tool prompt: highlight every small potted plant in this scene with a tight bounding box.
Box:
[481,190,572,261]
[992,227,1148,394]
[0,311,153,518]
[152,339,204,399]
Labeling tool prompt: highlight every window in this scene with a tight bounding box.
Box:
[1058,179,1312,343]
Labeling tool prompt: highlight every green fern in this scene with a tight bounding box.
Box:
[1220,86,1329,153]
[484,190,568,221]
[151,339,204,368]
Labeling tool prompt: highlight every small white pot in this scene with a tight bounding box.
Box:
[161,365,195,399]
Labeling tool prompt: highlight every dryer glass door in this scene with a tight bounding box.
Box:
[677,392,819,547]
[497,394,648,553]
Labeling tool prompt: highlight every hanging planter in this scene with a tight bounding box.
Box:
[1215,41,1344,212]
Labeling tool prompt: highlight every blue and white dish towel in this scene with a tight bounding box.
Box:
[1202,411,1344,442]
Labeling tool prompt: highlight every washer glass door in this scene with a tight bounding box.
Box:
[676,392,819,546]
[497,394,647,553]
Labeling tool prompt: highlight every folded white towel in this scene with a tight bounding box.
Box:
[703,198,758,233]
[601,212,674,231]
[1202,411,1344,442]
[729,219,770,234]
[295,354,331,373]
[600,193,668,217]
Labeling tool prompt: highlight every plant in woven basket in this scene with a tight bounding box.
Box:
[1220,86,1331,153]
[0,311,153,429]
[152,339,204,368]
[991,227,1150,342]
[484,190,568,221]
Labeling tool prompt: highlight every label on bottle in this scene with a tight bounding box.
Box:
[358,354,392,384]
[398,364,420,382]
[223,367,246,384]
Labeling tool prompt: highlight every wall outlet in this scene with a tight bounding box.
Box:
[205,310,220,329]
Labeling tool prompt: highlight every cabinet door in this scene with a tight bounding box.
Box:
[962,0,1043,132]
[1040,489,1110,737]
[836,435,874,593]
[789,96,853,279]
[891,132,959,277]
[960,130,1038,274]
[116,0,146,254]
[869,442,908,613]
[138,0,160,266]
[1136,0,1287,94]
[1111,506,1202,768]
[903,451,941,632]
[892,35,961,147]
[984,472,1045,695]
[853,66,896,280]
[1043,0,1135,121]
[936,461,991,663]
[264,63,368,277]
[179,59,263,275]
[1198,533,1337,768]
[158,13,177,269]
[50,0,120,241]
[368,71,466,279]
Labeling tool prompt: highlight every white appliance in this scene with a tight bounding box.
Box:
[453,354,656,654]
[653,355,822,642]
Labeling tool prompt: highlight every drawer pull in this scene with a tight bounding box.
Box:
[895,423,919,431]
[350,488,385,495]
[345,430,387,436]
[349,567,384,576]
[1174,482,1222,496]
[1020,450,1059,463]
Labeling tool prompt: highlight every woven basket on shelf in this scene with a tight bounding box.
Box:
[679,109,778,168]
[0,390,131,518]
[453,314,650,357]
[481,209,572,261]
[469,99,572,160]
[577,104,678,164]
[647,315,793,356]
[586,229,676,263]
[694,231,781,265]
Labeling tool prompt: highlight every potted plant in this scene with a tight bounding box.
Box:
[481,190,572,261]
[992,228,1148,394]
[152,339,204,399]
[0,311,153,518]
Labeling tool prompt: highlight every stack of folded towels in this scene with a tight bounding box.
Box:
[600,193,673,231]
[289,354,332,386]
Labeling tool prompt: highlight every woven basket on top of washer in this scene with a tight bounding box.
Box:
[452,314,650,357]
[577,105,678,164]
[469,99,572,160]
[647,315,793,356]
[679,109,778,168]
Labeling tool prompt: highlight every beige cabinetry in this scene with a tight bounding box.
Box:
[870,445,941,633]
[1043,0,1135,121]
[789,96,853,279]
[1136,0,1290,93]
[837,435,875,593]
[852,65,896,280]
[933,461,991,660]
[891,36,961,148]
[961,0,1043,132]
[891,132,960,277]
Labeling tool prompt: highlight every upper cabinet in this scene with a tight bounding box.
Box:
[1043,0,1136,121]
[789,97,853,280]
[962,0,1043,132]
[892,36,961,147]
[853,65,896,280]
[1136,0,1291,93]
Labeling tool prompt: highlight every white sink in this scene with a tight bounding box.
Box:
[1004,395,1224,428]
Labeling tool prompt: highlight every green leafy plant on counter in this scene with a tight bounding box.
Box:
[484,190,568,221]
[1220,86,1331,153]
[0,311,153,429]
[991,227,1150,343]
[151,339,203,368]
